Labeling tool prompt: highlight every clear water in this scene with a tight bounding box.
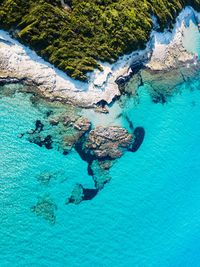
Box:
[1,21,200,267]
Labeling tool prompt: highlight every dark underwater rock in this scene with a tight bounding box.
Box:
[43,135,53,149]
[152,92,166,104]
[82,188,99,201]
[34,120,44,133]
[28,134,53,149]
[66,184,98,205]
[130,127,145,152]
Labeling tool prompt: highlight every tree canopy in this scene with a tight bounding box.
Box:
[0,0,200,81]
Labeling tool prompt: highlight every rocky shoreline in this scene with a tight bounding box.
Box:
[1,7,200,209]
[1,7,200,108]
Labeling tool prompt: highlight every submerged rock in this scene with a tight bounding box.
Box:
[67,184,84,205]
[37,172,55,185]
[95,106,109,114]
[34,120,44,133]
[91,160,111,189]
[85,126,133,160]
[32,195,57,224]
[82,187,99,201]
[141,68,185,102]
[28,134,53,149]
[129,127,145,152]
[66,184,98,205]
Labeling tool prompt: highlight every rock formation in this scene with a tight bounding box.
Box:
[84,126,133,160]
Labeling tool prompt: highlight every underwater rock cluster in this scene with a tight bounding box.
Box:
[12,89,145,218]
[21,101,146,207]
[67,125,145,205]
[31,195,57,225]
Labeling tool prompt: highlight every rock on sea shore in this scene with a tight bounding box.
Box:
[84,126,133,160]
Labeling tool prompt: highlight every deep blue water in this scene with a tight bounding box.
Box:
[1,21,200,267]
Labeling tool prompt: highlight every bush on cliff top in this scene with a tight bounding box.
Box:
[0,0,200,81]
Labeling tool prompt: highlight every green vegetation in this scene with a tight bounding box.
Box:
[0,0,200,81]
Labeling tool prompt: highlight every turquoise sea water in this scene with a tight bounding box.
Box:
[1,22,200,267]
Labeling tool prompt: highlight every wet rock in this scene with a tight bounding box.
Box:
[98,160,113,171]
[62,132,81,150]
[48,114,91,151]
[63,115,73,127]
[74,126,133,197]
[95,106,109,114]
[73,117,91,132]
[32,195,57,224]
[85,126,133,160]
[49,117,59,126]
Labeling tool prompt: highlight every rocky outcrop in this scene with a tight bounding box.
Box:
[0,30,120,108]
[146,14,196,72]
[84,126,133,160]
[67,126,135,205]
[73,117,91,132]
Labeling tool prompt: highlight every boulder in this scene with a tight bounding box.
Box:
[85,126,133,159]
[73,117,91,132]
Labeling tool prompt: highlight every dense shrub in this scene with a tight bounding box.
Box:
[0,0,200,80]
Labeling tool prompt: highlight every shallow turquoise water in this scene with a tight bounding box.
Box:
[1,20,200,267]
[1,78,200,267]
